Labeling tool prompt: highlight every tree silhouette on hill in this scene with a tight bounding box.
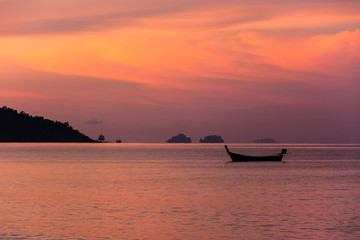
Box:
[97,134,105,143]
[0,106,95,142]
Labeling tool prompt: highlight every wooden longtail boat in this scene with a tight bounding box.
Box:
[225,145,287,162]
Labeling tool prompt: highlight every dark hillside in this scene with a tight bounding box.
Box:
[0,106,95,142]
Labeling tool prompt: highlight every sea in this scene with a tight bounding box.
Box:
[0,143,359,240]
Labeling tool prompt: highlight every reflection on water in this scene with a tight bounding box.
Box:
[1,143,360,239]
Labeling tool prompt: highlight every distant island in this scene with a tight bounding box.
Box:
[0,106,95,142]
[166,133,192,143]
[199,135,224,143]
[252,138,277,143]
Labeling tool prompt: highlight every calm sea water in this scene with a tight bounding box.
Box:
[0,143,359,240]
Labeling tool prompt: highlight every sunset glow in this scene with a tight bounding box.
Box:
[1,0,359,142]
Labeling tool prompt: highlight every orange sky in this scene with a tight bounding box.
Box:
[1,0,359,142]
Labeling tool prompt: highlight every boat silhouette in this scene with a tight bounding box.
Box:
[225,145,287,162]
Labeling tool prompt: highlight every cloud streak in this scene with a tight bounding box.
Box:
[1,0,359,35]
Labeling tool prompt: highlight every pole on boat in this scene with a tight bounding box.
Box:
[224,145,230,153]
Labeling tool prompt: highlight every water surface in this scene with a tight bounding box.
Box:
[1,143,359,239]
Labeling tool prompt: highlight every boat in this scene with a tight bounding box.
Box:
[225,145,287,162]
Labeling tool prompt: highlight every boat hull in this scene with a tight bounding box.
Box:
[225,145,284,162]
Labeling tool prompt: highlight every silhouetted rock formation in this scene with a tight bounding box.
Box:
[199,135,224,143]
[166,133,191,143]
[252,138,277,143]
[0,106,95,142]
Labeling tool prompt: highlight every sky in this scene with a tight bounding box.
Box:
[1,0,359,143]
